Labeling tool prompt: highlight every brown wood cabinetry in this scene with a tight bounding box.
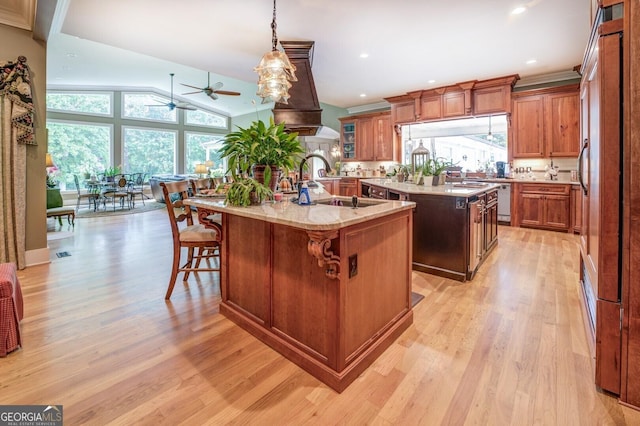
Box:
[442,91,466,117]
[339,112,393,162]
[511,85,580,158]
[316,178,337,195]
[385,74,518,127]
[338,178,360,197]
[517,183,570,231]
[485,189,498,251]
[571,184,582,234]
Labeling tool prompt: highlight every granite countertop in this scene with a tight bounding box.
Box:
[360,178,501,197]
[183,193,415,231]
[466,177,580,185]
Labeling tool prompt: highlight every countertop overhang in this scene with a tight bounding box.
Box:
[183,194,415,231]
[360,178,501,197]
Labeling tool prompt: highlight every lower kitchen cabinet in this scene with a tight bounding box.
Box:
[316,178,338,195]
[517,183,571,231]
[485,189,498,251]
[338,178,360,197]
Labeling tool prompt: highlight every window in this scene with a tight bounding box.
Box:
[185,109,228,128]
[46,91,113,116]
[123,127,177,175]
[122,93,177,123]
[402,115,507,173]
[46,120,113,190]
[185,132,225,175]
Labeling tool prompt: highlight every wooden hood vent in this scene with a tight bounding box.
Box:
[273,41,323,136]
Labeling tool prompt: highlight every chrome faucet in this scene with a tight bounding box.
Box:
[298,153,332,196]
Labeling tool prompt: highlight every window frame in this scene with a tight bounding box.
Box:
[46,90,114,117]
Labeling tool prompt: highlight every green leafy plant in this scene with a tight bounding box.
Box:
[103,165,122,177]
[220,117,305,186]
[225,177,273,207]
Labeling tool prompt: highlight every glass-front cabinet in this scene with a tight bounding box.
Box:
[341,121,356,159]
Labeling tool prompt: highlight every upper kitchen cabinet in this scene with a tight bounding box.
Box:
[385,74,519,127]
[339,111,393,162]
[511,84,580,159]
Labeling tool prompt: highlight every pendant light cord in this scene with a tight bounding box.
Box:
[271,0,278,51]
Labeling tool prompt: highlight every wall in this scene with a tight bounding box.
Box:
[0,23,48,264]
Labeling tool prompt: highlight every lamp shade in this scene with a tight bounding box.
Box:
[194,164,208,174]
[205,160,215,168]
[45,153,56,168]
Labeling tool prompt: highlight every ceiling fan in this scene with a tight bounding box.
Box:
[147,73,196,111]
[181,72,241,101]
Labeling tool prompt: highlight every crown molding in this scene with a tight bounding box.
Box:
[515,70,581,88]
[0,0,36,31]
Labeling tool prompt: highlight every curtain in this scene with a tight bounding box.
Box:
[0,56,35,270]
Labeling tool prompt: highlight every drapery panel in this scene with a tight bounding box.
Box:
[0,56,35,269]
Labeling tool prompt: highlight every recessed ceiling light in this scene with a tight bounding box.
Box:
[359,93,367,98]
[511,6,526,15]
[428,79,436,84]
[526,59,537,65]
[66,52,77,58]
[359,53,369,59]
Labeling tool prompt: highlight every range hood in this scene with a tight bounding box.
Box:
[272,41,323,137]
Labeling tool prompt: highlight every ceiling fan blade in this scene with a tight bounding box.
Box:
[211,81,223,91]
[208,92,219,101]
[181,90,202,95]
[215,90,241,96]
[180,83,203,90]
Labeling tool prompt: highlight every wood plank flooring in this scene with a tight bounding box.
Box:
[2,208,639,425]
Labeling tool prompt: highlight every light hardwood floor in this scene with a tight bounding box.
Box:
[3,207,639,425]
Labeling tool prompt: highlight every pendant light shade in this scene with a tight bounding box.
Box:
[255,0,297,104]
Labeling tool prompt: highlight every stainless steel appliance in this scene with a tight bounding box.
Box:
[495,161,506,178]
[497,183,511,223]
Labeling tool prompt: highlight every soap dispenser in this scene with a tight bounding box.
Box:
[298,182,311,205]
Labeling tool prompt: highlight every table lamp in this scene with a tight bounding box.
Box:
[45,153,56,168]
[195,163,207,178]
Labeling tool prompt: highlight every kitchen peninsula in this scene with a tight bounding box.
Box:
[361,179,500,281]
[184,195,415,392]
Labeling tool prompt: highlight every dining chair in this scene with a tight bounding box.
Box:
[73,174,100,211]
[102,174,131,210]
[160,181,221,299]
[127,172,146,207]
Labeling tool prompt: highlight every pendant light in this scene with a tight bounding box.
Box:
[254,0,298,104]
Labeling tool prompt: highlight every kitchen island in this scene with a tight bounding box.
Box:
[184,194,415,392]
[361,179,500,281]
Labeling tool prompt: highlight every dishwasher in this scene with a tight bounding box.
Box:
[497,183,511,223]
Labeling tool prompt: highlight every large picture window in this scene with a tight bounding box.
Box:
[47,91,113,116]
[185,109,228,129]
[46,120,113,190]
[123,127,177,175]
[185,132,225,175]
[122,93,177,123]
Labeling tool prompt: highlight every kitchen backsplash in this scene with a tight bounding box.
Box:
[512,157,579,182]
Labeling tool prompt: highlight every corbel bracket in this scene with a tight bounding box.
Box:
[307,230,340,280]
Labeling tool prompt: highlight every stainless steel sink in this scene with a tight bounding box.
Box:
[311,198,384,208]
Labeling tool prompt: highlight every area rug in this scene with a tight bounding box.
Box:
[75,200,166,218]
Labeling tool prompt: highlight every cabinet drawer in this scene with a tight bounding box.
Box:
[369,186,388,199]
[486,189,498,205]
[520,183,570,195]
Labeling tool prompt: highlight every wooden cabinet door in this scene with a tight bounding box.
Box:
[392,101,415,124]
[512,95,545,158]
[373,115,393,161]
[420,95,442,120]
[543,194,570,230]
[442,92,466,117]
[340,121,356,160]
[355,118,374,161]
[545,91,580,157]
[474,85,510,115]
[520,193,544,226]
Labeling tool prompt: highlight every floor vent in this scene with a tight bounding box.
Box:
[56,251,71,258]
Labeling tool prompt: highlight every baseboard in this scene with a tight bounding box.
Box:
[25,247,51,267]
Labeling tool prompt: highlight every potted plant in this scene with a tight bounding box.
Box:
[225,176,273,206]
[424,157,454,185]
[220,117,305,190]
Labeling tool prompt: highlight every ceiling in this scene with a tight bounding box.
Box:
[10,0,591,117]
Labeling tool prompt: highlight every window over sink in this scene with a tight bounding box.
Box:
[401,115,508,173]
